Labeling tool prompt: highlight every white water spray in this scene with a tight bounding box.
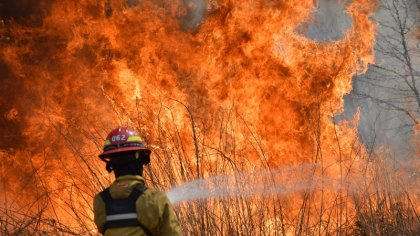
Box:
[167,164,359,204]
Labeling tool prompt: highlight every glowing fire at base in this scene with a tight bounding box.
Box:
[1,0,417,235]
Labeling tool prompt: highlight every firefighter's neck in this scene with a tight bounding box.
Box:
[113,165,143,178]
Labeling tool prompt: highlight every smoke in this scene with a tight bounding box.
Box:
[302,0,419,164]
[301,0,416,159]
[0,0,53,27]
[340,0,419,163]
[304,0,352,42]
[180,0,207,30]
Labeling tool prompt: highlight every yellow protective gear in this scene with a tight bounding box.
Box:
[93,175,182,236]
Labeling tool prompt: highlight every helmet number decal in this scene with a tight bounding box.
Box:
[111,134,126,142]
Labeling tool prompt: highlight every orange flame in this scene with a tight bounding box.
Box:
[1,0,401,233]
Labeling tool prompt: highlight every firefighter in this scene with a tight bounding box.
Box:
[93,127,182,236]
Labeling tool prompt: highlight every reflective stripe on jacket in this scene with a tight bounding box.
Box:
[93,175,182,236]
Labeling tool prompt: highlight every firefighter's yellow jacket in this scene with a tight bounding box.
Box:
[93,175,182,236]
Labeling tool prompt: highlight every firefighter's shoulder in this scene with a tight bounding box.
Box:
[136,187,172,209]
[135,187,174,232]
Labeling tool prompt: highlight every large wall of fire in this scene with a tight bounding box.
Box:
[0,0,378,230]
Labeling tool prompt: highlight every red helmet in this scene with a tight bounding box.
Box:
[99,127,151,161]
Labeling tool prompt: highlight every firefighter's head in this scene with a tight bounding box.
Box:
[99,127,150,177]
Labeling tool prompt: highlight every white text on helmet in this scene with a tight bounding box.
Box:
[111,135,126,142]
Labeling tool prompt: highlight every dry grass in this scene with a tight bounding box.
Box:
[0,107,418,236]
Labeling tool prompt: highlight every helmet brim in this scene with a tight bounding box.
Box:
[99,147,151,160]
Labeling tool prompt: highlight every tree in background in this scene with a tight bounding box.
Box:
[349,0,419,158]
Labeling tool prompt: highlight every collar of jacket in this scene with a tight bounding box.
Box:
[115,175,146,185]
[109,175,146,198]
